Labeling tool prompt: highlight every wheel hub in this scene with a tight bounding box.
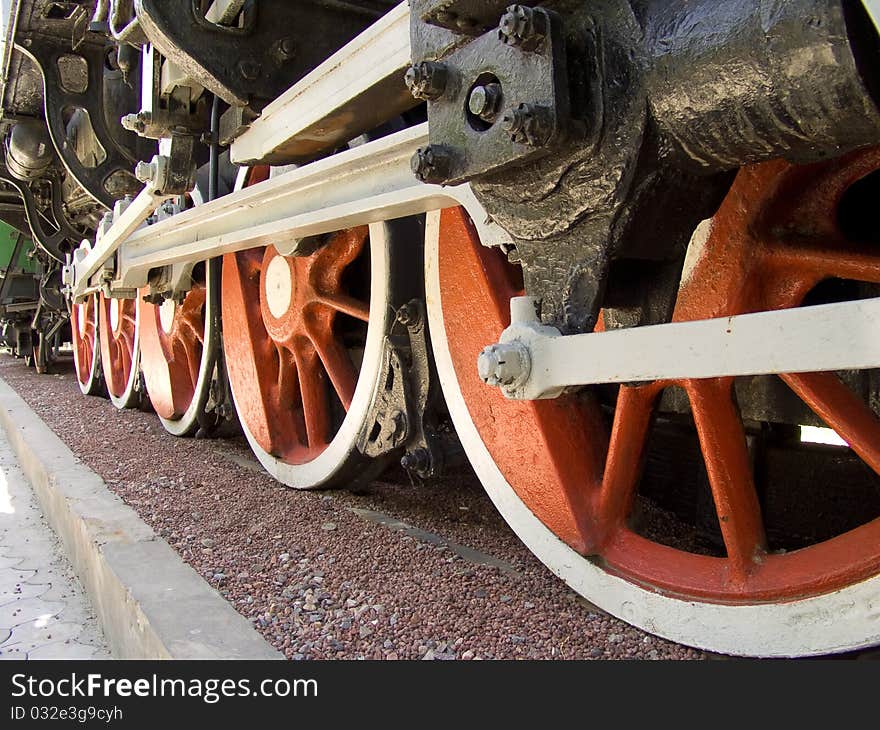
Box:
[263,253,294,321]
[159,298,176,335]
[109,298,120,333]
[76,303,86,337]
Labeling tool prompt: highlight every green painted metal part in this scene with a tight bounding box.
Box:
[0,219,36,273]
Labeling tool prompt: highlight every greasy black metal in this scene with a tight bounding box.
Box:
[359,338,411,457]
[413,0,880,334]
[208,96,220,204]
[133,0,389,112]
[161,134,198,196]
[15,34,143,209]
[0,162,80,262]
[6,120,54,181]
[416,6,573,185]
[16,33,142,208]
[357,299,444,479]
[644,0,880,170]
[418,0,540,35]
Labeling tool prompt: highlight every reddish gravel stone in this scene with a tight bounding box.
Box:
[0,354,708,660]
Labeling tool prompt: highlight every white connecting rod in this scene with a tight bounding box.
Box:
[70,125,505,299]
[479,296,880,400]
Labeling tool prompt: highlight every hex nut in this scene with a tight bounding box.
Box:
[404,62,448,101]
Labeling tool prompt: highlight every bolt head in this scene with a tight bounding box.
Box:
[134,160,155,184]
[502,103,554,147]
[411,146,451,184]
[477,342,530,388]
[401,448,431,474]
[404,61,448,101]
[477,346,502,385]
[279,38,296,60]
[397,303,419,326]
[498,5,547,51]
[468,83,503,123]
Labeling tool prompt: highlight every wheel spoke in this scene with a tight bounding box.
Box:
[688,378,766,578]
[595,385,659,545]
[316,293,370,322]
[782,371,880,475]
[766,243,880,285]
[293,344,330,449]
[178,316,205,346]
[308,328,357,410]
[180,338,202,389]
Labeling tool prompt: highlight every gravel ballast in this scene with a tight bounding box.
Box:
[0,354,707,660]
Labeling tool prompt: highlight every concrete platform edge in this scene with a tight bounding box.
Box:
[0,376,281,660]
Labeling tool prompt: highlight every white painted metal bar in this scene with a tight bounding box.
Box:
[230,2,413,165]
[489,297,880,400]
[113,124,468,289]
[71,123,509,298]
[69,181,174,299]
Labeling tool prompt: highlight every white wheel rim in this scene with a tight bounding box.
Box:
[425,209,880,658]
[71,296,101,396]
[226,170,389,488]
[105,297,141,410]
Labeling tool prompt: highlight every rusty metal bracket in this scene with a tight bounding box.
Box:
[410,5,572,185]
[416,0,539,36]
[0,162,81,262]
[357,299,443,478]
[14,35,143,209]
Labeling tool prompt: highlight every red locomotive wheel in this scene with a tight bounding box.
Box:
[221,168,395,489]
[138,262,218,436]
[98,293,141,409]
[70,294,103,395]
[428,147,880,656]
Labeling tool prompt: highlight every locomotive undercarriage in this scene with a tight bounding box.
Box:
[4,0,880,656]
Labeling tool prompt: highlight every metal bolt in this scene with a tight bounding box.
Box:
[468,83,503,123]
[477,342,531,388]
[238,60,260,81]
[498,5,548,51]
[278,38,296,61]
[411,146,451,184]
[121,113,140,132]
[502,103,554,147]
[134,160,157,184]
[401,448,431,474]
[396,303,420,327]
[121,112,149,134]
[404,61,448,101]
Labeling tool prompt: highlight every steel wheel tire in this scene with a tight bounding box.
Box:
[98,293,141,409]
[425,174,880,657]
[138,260,219,436]
[70,294,103,396]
